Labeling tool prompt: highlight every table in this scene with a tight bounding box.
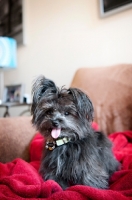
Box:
[0,102,31,117]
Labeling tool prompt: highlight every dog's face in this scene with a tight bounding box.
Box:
[31,76,94,141]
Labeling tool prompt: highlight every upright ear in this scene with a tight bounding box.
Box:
[31,75,57,115]
[68,88,94,121]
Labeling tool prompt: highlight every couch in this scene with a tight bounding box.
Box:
[0,64,132,199]
[0,64,132,163]
[71,64,132,135]
[0,116,36,163]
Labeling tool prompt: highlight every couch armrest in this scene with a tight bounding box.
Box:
[0,116,36,163]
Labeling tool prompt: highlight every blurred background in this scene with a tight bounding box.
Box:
[0,0,132,116]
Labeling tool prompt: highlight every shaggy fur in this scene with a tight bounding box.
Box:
[31,76,119,189]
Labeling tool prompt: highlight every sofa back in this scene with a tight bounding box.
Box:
[71,64,132,135]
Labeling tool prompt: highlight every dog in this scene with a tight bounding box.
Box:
[31,75,119,189]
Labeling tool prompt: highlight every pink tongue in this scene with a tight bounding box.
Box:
[51,128,61,139]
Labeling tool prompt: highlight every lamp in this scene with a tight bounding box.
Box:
[0,37,17,103]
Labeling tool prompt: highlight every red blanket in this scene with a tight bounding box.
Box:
[0,126,132,199]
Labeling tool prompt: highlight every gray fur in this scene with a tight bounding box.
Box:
[31,76,119,189]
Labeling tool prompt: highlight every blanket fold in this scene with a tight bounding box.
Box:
[0,129,132,199]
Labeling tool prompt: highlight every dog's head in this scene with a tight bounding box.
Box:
[31,76,94,141]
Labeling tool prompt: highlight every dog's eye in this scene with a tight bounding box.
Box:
[64,112,69,116]
[46,109,53,115]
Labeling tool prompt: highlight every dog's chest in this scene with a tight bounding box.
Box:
[44,140,96,175]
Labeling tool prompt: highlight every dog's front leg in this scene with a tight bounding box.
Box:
[46,174,69,189]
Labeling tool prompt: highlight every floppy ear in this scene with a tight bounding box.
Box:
[31,75,57,115]
[68,88,94,121]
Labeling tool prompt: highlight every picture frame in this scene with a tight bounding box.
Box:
[3,84,24,103]
[0,0,27,45]
[99,0,132,17]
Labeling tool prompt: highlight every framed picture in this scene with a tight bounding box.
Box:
[99,0,132,17]
[3,84,24,103]
[0,0,26,45]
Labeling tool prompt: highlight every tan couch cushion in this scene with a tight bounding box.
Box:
[71,64,132,135]
[0,117,36,163]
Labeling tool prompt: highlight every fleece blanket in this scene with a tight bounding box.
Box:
[0,124,132,199]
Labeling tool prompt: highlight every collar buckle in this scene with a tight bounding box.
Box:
[56,137,70,146]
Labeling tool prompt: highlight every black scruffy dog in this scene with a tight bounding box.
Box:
[31,75,119,189]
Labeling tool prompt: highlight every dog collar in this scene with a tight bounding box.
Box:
[45,137,71,151]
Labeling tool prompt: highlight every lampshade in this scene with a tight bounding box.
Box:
[0,37,17,68]
[0,37,17,103]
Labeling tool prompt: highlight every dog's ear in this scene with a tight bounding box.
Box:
[31,75,57,115]
[68,88,94,121]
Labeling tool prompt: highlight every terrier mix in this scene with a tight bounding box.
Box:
[31,76,119,189]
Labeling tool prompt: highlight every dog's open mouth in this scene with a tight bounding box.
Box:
[51,128,61,139]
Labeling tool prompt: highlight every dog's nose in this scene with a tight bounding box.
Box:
[52,120,59,127]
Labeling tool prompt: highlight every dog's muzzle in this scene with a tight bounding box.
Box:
[45,137,71,150]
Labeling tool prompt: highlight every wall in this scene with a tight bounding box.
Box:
[1,0,132,117]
